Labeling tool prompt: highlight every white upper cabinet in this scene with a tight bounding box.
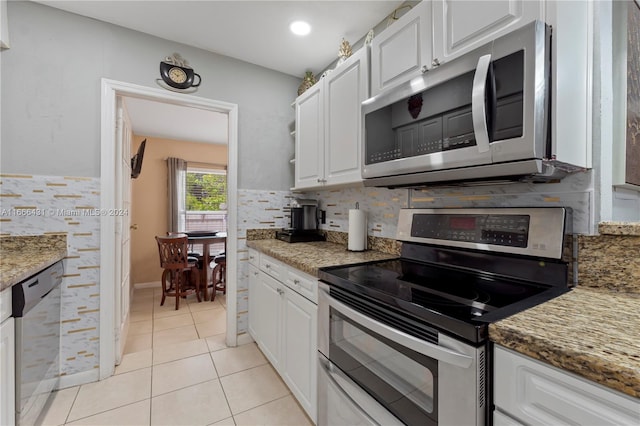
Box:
[370,0,542,95]
[546,0,593,169]
[294,82,324,189]
[324,47,368,186]
[294,47,368,190]
[370,0,432,96]
[432,0,543,65]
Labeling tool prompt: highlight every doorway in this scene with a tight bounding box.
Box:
[99,79,239,380]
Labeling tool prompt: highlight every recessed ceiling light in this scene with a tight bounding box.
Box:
[290,21,311,36]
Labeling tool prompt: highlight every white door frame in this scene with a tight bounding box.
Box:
[99,78,239,379]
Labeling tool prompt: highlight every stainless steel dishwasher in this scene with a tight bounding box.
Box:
[12,260,63,426]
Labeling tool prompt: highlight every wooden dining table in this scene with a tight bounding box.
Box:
[186,232,227,301]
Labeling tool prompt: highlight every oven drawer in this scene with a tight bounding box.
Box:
[248,249,259,267]
[260,256,284,281]
[284,268,317,304]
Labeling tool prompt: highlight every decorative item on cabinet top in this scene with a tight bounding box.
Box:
[364,29,375,46]
[386,4,412,27]
[337,38,353,65]
[297,71,317,96]
[158,52,202,92]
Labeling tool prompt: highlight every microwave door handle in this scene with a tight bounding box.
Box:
[327,293,473,368]
[472,54,492,153]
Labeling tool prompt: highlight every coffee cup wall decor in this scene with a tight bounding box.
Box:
[159,53,202,90]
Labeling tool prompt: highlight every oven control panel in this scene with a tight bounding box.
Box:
[411,214,530,247]
[396,208,571,259]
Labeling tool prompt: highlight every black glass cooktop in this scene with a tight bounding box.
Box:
[319,258,569,343]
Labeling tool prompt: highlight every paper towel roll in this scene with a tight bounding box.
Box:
[348,209,367,251]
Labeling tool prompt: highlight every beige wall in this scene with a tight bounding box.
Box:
[130,135,228,285]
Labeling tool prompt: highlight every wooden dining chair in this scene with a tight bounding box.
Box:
[155,234,202,310]
[210,253,226,301]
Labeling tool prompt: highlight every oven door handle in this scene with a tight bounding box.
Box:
[319,355,404,426]
[327,293,473,368]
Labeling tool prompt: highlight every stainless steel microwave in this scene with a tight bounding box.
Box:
[362,21,564,188]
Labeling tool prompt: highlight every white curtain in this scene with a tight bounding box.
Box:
[167,157,187,233]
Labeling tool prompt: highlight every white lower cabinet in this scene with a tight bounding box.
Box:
[256,273,283,371]
[494,345,640,425]
[247,264,261,342]
[248,249,318,423]
[281,285,317,420]
[0,287,15,426]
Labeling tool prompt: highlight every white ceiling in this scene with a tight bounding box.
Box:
[123,97,229,144]
[35,0,403,77]
[35,0,404,144]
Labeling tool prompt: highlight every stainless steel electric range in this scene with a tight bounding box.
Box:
[317,208,575,426]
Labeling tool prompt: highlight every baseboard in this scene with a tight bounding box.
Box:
[57,369,100,390]
[236,332,254,346]
[134,281,161,289]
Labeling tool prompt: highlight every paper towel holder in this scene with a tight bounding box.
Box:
[348,202,368,252]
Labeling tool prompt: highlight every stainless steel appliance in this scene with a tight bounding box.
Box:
[12,261,63,426]
[362,21,579,188]
[276,199,326,243]
[317,208,575,425]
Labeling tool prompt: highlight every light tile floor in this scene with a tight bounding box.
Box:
[39,286,313,426]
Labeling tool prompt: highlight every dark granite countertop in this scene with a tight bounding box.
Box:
[491,288,640,398]
[246,239,397,277]
[599,221,640,236]
[0,234,67,291]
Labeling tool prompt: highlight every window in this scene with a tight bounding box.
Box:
[184,165,227,254]
[186,166,227,212]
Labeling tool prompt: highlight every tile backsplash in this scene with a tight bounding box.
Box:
[1,174,101,379]
[236,189,292,335]
[303,171,594,236]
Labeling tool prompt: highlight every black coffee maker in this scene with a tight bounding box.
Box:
[276,199,326,243]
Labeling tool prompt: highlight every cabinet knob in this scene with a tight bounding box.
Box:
[277,288,284,295]
[421,65,428,73]
[253,272,259,276]
[265,264,271,269]
[432,58,441,67]
[294,279,300,285]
